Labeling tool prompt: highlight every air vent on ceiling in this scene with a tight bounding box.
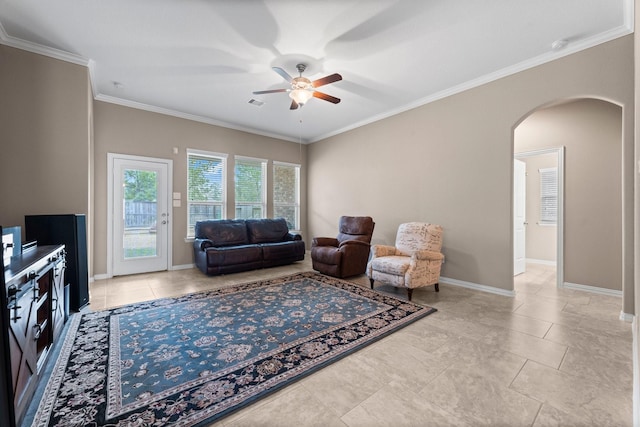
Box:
[248,99,265,107]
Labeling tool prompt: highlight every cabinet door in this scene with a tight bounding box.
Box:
[51,258,65,341]
[7,283,38,421]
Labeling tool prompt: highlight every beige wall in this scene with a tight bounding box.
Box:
[1,33,634,314]
[308,35,634,305]
[0,45,91,248]
[517,153,558,263]
[515,100,623,290]
[92,101,308,275]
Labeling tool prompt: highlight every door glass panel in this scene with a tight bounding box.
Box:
[122,168,158,259]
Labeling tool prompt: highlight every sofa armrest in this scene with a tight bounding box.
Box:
[313,237,339,247]
[370,244,396,258]
[285,232,302,241]
[412,250,444,262]
[194,238,214,251]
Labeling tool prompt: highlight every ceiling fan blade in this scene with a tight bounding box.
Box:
[313,91,341,104]
[312,73,342,88]
[252,88,288,95]
[272,66,293,83]
[290,99,299,110]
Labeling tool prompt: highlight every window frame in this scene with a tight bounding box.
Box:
[234,155,267,220]
[186,149,227,238]
[539,167,558,225]
[273,161,301,232]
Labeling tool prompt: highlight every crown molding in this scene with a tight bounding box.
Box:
[309,25,633,143]
[94,94,303,144]
[623,0,635,31]
[0,21,89,66]
[1,9,632,145]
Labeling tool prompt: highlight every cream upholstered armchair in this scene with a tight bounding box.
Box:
[367,222,444,301]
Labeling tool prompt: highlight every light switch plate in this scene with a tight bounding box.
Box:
[173,192,181,200]
[173,200,181,207]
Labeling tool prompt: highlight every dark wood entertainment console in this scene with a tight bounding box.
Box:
[2,244,66,427]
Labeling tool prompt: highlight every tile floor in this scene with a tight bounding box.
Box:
[89,260,632,426]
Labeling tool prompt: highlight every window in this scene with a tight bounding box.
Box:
[539,167,557,225]
[187,150,226,237]
[273,161,300,231]
[234,156,266,219]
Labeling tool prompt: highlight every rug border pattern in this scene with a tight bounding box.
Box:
[31,271,437,427]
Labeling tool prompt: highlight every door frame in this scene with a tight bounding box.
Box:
[514,147,565,288]
[513,158,526,276]
[107,153,173,278]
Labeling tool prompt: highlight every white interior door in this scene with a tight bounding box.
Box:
[514,158,526,275]
[110,155,171,276]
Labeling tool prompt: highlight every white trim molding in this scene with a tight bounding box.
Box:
[620,311,634,323]
[95,94,303,143]
[440,276,516,297]
[562,281,623,297]
[170,264,195,271]
[526,258,557,266]
[0,22,90,66]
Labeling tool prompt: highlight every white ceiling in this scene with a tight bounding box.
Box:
[0,0,632,143]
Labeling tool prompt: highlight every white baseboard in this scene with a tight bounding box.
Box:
[562,281,622,297]
[525,258,557,266]
[171,263,195,271]
[620,311,635,323]
[92,264,194,281]
[439,276,516,297]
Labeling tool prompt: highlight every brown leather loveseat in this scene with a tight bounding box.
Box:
[193,218,305,275]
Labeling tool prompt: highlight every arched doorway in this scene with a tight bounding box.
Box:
[513,98,624,301]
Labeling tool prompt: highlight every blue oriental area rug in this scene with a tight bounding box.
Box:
[32,272,436,426]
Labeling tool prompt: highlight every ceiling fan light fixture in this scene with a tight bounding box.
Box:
[289,89,313,106]
[255,64,341,110]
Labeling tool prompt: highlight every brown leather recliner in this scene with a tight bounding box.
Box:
[311,216,375,278]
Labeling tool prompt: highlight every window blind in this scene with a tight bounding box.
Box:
[234,157,266,219]
[187,151,226,236]
[273,162,300,231]
[539,167,557,225]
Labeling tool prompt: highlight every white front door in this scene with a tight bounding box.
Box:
[110,154,172,276]
[513,158,526,275]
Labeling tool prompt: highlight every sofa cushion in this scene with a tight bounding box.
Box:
[205,244,262,265]
[369,256,410,276]
[261,240,305,261]
[195,219,249,247]
[246,218,289,243]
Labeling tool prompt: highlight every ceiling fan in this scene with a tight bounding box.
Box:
[253,64,342,110]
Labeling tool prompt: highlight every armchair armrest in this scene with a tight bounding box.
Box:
[412,250,444,262]
[194,238,214,251]
[338,239,370,249]
[370,244,396,258]
[312,237,339,247]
